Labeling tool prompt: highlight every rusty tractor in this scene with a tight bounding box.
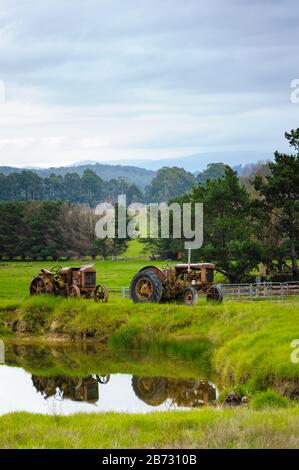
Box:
[30,264,108,302]
[130,262,223,305]
[132,376,217,408]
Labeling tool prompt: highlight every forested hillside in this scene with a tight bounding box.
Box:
[0,162,155,190]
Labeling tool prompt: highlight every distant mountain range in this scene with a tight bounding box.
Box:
[0,163,156,190]
[0,151,272,189]
[100,151,272,172]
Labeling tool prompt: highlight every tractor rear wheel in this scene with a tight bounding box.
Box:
[130,270,163,303]
[69,285,80,298]
[30,277,48,295]
[131,376,167,406]
[207,285,223,303]
[183,287,198,306]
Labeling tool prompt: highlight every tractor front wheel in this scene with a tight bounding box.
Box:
[206,285,223,303]
[183,287,198,306]
[130,270,163,303]
[30,277,48,295]
[69,285,81,298]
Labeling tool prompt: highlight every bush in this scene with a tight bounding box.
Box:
[250,390,292,410]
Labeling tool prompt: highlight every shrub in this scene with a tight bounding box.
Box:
[250,390,292,410]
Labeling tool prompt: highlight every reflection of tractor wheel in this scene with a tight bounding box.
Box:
[69,285,81,298]
[94,285,109,303]
[70,377,83,389]
[130,270,163,303]
[183,287,198,306]
[207,285,223,303]
[131,376,167,406]
[96,374,110,384]
[30,277,48,295]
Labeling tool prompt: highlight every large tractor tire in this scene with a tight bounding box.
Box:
[206,285,223,303]
[183,287,198,306]
[30,277,49,295]
[131,376,167,406]
[130,270,163,303]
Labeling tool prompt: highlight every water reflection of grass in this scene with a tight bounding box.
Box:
[4,341,205,379]
[1,408,299,448]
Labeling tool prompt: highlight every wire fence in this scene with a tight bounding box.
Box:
[107,282,299,301]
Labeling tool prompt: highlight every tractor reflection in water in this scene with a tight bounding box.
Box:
[31,374,110,404]
[132,376,217,408]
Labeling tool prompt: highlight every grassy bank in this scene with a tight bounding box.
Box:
[1,407,299,448]
[1,296,299,394]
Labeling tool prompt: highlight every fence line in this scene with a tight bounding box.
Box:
[108,282,299,300]
[218,281,299,300]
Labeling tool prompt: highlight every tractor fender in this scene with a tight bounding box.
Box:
[138,265,166,281]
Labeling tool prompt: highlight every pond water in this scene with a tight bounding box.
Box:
[0,341,218,415]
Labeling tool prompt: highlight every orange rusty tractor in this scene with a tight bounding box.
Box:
[30,264,108,302]
[130,262,223,305]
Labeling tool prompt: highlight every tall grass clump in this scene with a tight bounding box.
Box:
[250,390,293,410]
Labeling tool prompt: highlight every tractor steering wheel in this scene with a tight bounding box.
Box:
[50,265,62,276]
[162,260,172,270]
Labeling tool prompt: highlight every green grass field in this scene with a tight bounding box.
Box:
[0,259,171,301]
[0,259,151,301]
[0,240,225,301]
[1,407,299,448]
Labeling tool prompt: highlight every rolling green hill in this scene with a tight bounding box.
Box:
[0,163,156,190]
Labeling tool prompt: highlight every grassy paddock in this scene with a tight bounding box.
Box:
[1,408,299,449]
[0,258,226,301]
[0,259,150,301]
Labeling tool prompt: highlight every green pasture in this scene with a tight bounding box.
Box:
[1,407,299,448]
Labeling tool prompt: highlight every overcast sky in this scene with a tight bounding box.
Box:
[0,0,298,168]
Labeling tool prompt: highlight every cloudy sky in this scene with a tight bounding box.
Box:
[0,0,298,168]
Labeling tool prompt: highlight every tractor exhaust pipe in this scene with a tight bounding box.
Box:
[187,249,191,273]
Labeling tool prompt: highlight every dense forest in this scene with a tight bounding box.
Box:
[0,170,143,206]
[0,201,127,261]
[0,129,298,282]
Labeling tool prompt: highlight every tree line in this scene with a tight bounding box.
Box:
[0,201,127,261]
[0,164,227,205]
[0,169,143,206]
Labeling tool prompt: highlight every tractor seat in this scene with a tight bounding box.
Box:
[40,268,52,275]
